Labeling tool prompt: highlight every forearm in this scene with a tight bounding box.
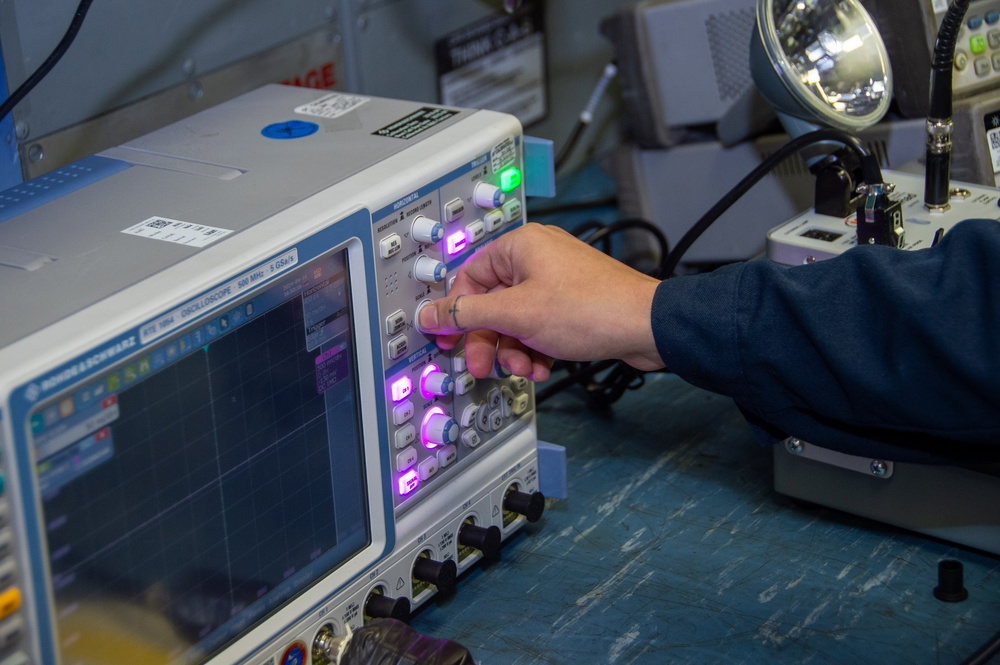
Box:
[653,219,1000,463]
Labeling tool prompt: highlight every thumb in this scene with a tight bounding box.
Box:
[418,292,508,336]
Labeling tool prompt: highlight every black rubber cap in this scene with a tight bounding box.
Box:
[365,593,411,622]
[413,557,458,594]
[504,489,545,523]
[934,559,968,602]
[458,523,502,560]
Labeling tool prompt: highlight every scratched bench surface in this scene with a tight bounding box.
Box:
[409,372,1000,664]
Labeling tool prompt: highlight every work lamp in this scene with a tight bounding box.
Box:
[750,0,892,137]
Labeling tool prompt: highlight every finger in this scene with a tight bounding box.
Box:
[432,332,464,351]
[463,329,500,378]
[529,350,555,382]
[418,289,519,337]
[496,335,535,379]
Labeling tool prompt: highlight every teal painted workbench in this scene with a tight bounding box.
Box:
[410,372,1000,664]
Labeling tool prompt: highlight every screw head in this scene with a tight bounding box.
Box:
[785,438,804,454]
[870,459,888,477]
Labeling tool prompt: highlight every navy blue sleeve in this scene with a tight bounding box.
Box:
[651,218,1000,464]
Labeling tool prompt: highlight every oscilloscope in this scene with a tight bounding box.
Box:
[0,84,543,665]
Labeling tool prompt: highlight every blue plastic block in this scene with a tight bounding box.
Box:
[537,439,567,499]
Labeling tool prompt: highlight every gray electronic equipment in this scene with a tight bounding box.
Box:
[0,84,543,664]
[600,0,759,148]
[0,0,635,187]
[607,119,927,267]
[766,169,1000,555]
[863,0,1000,187]
[863,0,1000,118]
[0,0,348,183]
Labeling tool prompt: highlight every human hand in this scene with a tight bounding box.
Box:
[417,223,664,381]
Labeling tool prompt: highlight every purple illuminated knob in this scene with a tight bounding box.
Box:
[422,410,459,448]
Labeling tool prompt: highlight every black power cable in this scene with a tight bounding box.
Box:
[960,627,1000,665]
[661,127,881,277]
[536,217,670,408]
[0,0,95,123]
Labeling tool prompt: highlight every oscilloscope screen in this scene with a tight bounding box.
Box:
[29,247,370,665]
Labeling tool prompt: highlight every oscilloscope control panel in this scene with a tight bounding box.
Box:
[0,86,544,665]
[372,142,534,511]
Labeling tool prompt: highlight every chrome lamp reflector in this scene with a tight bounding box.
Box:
[751,0,892,133]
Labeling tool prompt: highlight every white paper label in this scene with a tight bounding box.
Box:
[295,93,370,119]
[439,32,547,126]
[121,217,232,247]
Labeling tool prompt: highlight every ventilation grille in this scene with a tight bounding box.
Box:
[706,8,757,102]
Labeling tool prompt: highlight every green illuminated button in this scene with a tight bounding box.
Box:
[971,34,987,54]
[499,168,522,192]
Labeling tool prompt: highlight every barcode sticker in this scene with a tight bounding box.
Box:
[122,217,233,247]
[988,127,1000,172]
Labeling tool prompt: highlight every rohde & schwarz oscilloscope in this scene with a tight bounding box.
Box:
[0,84,544,664]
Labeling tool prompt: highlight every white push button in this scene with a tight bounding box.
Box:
[418,456,439,481]
[462,429,481,448]
[395,424,417,449]
[501,386,514,418]
[455,372,476,395]
[502,198,522,223]
[380,233,402,259]
[436,444,457,467]
[475,404,490,432]
[484,210,504,232]
[397,446,418,472]
[513,392,530,416]
[386,309,406,335]
[388,335,408,359]
[460,403,480,428]
[393,400,415,425]
[465,220,486,244]
[445,198,466,222]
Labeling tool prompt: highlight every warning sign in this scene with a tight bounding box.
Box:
[373,107,460,140]
[436,1,547,127]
